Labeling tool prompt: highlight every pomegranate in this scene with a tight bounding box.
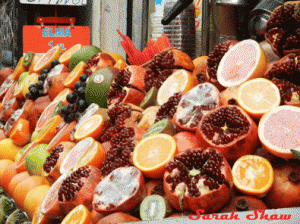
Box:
[265,1,300,57]
[173,131,199,155]
[192,56,208,84]
[155,92,182,123]
[0,68,14,86]
[58,165,102,215]
[163,148,233,213]
[206,40,239,91]
[43,142,76,184]
[99,103,145,176]
[196,105,259,163]
[40,173,69,219]
[96,212,140,224]
[265,161,300,208]
[219,196,268,213]
[83,52,116,75]
[144,48,195,92]
[93,166,145,215]
[0,74,15,100]
[0,98,20,122]
[107,66,147,106]
[174,83,221,132]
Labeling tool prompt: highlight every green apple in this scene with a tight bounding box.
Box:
[25,144,49,176]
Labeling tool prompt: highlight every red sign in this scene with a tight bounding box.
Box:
[23,25,90,54]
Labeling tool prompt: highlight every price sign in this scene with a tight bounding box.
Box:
[23,25,90,54]
[20,0,86,6]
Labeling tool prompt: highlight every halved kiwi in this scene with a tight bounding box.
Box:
[140,195,167,221]
[142,118,176,139]
[23,52,35,67]
[140,87,158,109]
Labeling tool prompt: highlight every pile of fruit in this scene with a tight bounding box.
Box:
[0,2,300,223]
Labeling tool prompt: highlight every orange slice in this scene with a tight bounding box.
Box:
[232,155,273,197]
[64,61,86,89]
[58,44,82,66]
[52,88,73,104]
[217,39,268,88]
[73,140,105,170]
[237,78,281,119]
[74,114,105,141]
[35,115,63,144]
[12,57,27,81]
[22,73,39,98]
[157,69,198,105]
[29,54,43,74]
[258,105,300,159]
[114,59,127,70]
[33,46,62,73]
[61,204,91,224]
[132,133,177,178]
[10,118,31,147]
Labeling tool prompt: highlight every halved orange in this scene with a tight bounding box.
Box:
[132,133,177,179]
[108,52,125,62]
[10,118,31,147]
[73,140,105,170]
[237,78,281,119]
[35,115,63,144]
[52,88,73,105]
[64,61,87,89]
[74,114,105,141]
[217,39,268,87]
[33,46,62,73]
[58,44,82,66]
[114,59,127,70]
[61,204,91,224]
[12,57,27,81]
[157,69,198,105]
[0,159,14,181]
[232,155,273,197]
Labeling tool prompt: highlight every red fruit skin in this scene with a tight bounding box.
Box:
[173,131,199,155]
[58,166,102,216]
[0,98,19,122]
[163,155,233,214]
[195,106,259,163]
[96,212,140,224]
[92,53,116,73]
[220,196,268,213]
[126,65,146,92]
[122,88,145,107]
[0,68,14,86]
[265,161,300,209]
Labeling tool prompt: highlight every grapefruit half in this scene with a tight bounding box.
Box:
[258,105,300,159]
[217,39,267,88]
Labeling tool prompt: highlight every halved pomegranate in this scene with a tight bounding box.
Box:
[144,48,195,92]
[265,1,300,57]
[174,83,221,132]
[107,66,147,106]
[206,40,239,91]
[58,165,102,215]
[196,105,259,163]
[83,52,116,75]
[99,103,145,176]
[93,166,145,215]
[43,141,76,184]
[163,148,233,213]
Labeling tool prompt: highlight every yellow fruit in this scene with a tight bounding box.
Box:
[0,138,22,160]
[108,52,125,62]
[22,73,39,98]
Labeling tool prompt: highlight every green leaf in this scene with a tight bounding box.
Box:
[291,149,300,160]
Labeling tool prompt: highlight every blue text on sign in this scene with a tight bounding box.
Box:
[42,28,71,37]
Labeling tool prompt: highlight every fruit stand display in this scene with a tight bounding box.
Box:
[0,1,300,223]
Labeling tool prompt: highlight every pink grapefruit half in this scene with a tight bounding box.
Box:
[35,101,61,132]
[258,105,300,159]
[217,39,268,88]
